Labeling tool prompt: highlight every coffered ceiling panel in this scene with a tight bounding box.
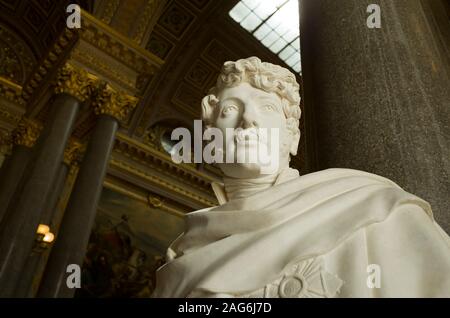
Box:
[0,0,93,58]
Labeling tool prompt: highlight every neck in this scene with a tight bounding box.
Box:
[222,167,300,201]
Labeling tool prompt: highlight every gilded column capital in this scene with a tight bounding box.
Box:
[63,138,85,166]
[93,83,138,122]
[54,63,99,102]
[12,118,42,148]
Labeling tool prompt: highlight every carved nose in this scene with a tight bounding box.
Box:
[241,119,258,129]
[241,106,259,129]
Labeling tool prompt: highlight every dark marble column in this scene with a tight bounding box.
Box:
[300,0,450,231]
[0,94,81,297]
[0,63,97,297]
[0,146,31,225]
[0,131,12,174]
[38,84,137,298]
[0,120,41,225]
[13,138,84,297]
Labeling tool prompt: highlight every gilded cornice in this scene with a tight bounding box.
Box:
[115,132,217,185]
[70,49,136,92]
[109,157,217,207]
[147,194,185,217]
[93,83,138,122]
[63,138,85,166]
[12,118,42,148]
[80,10,164,73]
[22,28,77,103]
[22,10,163,112]
[111,132,218,207]
[54,63,99,102]
[102,177,186,217]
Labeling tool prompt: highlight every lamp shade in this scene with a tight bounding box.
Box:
[37,224,50,235]
[43,232,55,243]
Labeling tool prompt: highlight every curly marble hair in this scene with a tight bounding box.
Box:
[201,56,301,155]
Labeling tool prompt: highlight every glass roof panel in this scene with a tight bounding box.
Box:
[229,0,301,74]
[229,2,251,23]
[241,12,262,31]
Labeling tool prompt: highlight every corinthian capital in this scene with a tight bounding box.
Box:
[63,138,85,166]
[93,83,138,122]
[54,63,98,102]
[12,118,42,148]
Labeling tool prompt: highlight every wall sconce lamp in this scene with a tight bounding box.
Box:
[35,224,55,250]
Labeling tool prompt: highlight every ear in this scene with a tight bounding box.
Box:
[289,129,300,156]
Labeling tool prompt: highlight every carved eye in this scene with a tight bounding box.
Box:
[262,104,276,112]
[222,105,238,115]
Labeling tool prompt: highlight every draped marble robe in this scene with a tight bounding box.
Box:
[152,168,450,298]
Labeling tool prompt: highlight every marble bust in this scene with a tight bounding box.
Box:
[153,57,450,298]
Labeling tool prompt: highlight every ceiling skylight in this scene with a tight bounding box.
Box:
[229,0,301,73]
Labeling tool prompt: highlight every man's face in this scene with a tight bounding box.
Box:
[213,82,291,178]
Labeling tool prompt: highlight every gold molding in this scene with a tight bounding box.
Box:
[0,76,25,106]
[93,83,138,122]
[102,177,185,217]
[70,49,136,92]
[22,28,77,103]
[22,10,163,110]
[63,138,85,166]
[116,132,217,184]
[12,118,42,148]
[110,133,221,207]
[80,10,164,72]
[54,63,99,102]
[109,157,216,207]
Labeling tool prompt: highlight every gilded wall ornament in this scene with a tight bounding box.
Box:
[63,138,85,166]
[12,118,42,148]
[148,194,164,208]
